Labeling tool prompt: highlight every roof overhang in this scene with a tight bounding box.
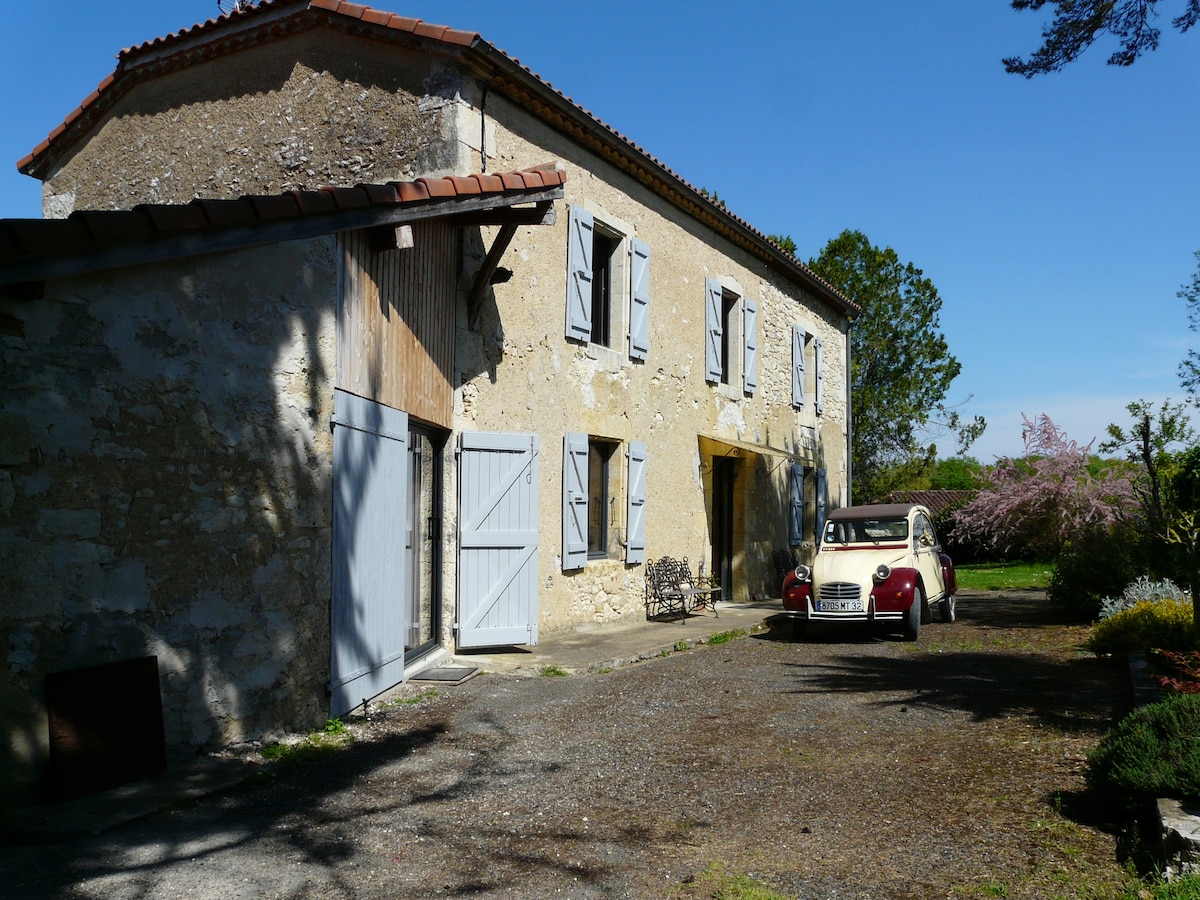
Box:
[698,434,805,462]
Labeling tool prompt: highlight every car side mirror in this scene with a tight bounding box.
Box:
[919,533,933,547]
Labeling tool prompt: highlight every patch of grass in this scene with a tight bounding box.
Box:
[674,863,790,900]
[956,561,1051,592]
[260,725,353,765]
[674,639,690,652]
[538,665,569,677]
[706,628,748,646]
[384,688,440,708]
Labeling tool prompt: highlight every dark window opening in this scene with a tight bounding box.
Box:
[591,230,618,347]
[720,290,738,384]
[588,439,617,557]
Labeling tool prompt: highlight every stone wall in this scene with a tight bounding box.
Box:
[0,237,338,802]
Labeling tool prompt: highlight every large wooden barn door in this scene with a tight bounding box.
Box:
[456,432,539,649]
[330,389,410,717]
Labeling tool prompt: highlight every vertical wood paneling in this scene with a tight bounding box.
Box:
[337,221,456,427]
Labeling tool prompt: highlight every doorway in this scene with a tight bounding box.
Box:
[405,423,446,664]
[711,456,738,601]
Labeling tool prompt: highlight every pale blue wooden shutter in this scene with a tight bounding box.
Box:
[629,238,651,361]
[626,441,647,563]
[562,432,589,570]
[792,324,806,408]
[565,205,594,342]
[704,278,723,382]
[457,432,540,648]
[788,463,805,546]
[742,296,758,394]
[815,336,825,416]
[330,389,409,716]
[816,468,828,539]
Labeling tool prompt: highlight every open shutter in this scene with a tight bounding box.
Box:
[562,432,589,570]
[457,432,540,648]
[788,463,805,547]
[629,238,651,361]
[330,390,409,716]
[816,468,828,539]
[815,336,825,415]
[704,277,723,382]
[792,324,806,408]
[626,441,647,564]
[742,296,758,395]
[565,205,594,342]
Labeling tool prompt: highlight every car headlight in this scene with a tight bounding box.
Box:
[874,564,891,582]
[794,565,811,582]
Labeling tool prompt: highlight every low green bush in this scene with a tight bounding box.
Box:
[1087,693,1200,800]
[1084,599,1196,656]
[1049,527,1140,621]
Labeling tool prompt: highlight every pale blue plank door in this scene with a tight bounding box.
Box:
[457,432,539,648]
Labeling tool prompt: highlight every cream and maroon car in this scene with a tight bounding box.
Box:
[781,503,956,640]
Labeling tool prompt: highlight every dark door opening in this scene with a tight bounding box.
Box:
[712,456,737,601]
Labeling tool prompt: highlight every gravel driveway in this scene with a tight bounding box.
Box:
[2,591,1133,899]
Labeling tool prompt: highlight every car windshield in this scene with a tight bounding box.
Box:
[823,517,909,545]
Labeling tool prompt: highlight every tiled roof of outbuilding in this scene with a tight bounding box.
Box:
[14,0,855,315]
[0,164,565,285]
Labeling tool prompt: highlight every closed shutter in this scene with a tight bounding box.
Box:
[626,441,647,564]
[742,296,758,395]
[788,463,805,547]
[629,238,651,361]
[815,336,825,416]
[704,277,723,383]
[816,468,828,539]
[562,432,589,570]
[457,432,540,648]
[565,205,594,342]
[330,390,409,717]
[792,324,806,408]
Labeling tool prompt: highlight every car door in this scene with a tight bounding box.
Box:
[912,511,946,602]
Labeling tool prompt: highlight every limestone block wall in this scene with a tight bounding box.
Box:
[451,91,850,633]
[0,237,338,801]
[37,33,467,216]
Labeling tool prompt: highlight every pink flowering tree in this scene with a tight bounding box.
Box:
[953,414,1136,559]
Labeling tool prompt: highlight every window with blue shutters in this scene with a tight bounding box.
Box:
[742,296,758,395]
[625,442,647,564]
[565,203,648,361]
[562,432,589,570]
[788,463,805,547]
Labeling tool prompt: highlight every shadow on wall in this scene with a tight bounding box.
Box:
[0,236,345,806]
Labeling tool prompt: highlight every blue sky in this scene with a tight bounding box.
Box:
[3,2,1198,461]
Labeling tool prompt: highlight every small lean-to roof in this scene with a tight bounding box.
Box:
[14,0,857,318]
[0,165,565,286]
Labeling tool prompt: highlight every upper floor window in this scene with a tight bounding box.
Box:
[705,277,757,394]
[565,204,650,360]
[792,323,824,415]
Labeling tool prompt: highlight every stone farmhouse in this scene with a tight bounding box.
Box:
[0,0,856,801]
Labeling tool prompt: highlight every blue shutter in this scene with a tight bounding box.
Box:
[626,441,647,563]
[815,336,825,416]
[565,205,594,342]
[457,432,540,648]
[629,238,650,361]
[788,463,805,547]
[742,296,758,395]
[562,432,589,570]
[704,277,723,383]
[816,468,828,539]
[792,324,806,408]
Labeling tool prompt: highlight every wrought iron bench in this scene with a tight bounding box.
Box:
[644,556,722,620]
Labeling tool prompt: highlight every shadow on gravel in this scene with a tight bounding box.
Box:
[3,708,647,898]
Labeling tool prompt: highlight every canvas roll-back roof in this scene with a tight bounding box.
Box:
[828,504,920,521]
[14,0,856,317]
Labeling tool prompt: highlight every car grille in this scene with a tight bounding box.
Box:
[818,583,862,602]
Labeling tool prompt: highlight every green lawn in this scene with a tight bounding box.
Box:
[956,561,1052,592]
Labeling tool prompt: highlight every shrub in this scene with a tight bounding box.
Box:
[1156,649,1200,694]
[1048,526,1141,620]
[1084,599,1196,656]
[1098,576,1188,620]
[1086,693,1200,800]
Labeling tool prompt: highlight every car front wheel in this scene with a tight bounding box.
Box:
[940,594,956,623]
[902,587,923,641]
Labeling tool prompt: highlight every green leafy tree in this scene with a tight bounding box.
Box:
[1179,251,1200,401]
[931,456,984,491]
[807,229,985,503]
[1004,0,1200,77]
[768,233,798,257]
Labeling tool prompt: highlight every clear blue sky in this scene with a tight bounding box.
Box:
[3,2,1198,462]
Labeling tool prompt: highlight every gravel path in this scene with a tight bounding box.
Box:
[2,591,1133,899]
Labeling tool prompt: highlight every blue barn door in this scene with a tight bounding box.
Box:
[457,432,539,648]
[330,389,410,717]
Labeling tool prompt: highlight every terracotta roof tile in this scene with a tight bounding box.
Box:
[1,165,565,281]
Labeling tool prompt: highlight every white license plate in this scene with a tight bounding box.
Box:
[817,599,863,612]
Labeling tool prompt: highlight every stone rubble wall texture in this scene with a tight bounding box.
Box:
[0,237,338,802]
